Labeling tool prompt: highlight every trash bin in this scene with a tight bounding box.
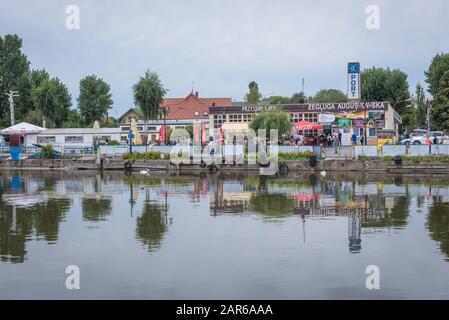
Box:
[10,146,21,161]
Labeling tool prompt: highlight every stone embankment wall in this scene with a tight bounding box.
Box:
[1,158,449,174]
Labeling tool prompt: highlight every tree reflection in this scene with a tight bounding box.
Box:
[427,198,449,261]
[250,193,294,218]
[136,196,169,252]
[82,197,112,222]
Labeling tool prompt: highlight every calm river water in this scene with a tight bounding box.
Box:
[0,170,449,299]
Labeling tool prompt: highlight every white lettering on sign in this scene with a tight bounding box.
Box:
[307,102,386,112]
[348,73,360,99]
[241,105,276,113]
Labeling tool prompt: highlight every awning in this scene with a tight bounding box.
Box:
[1,122,46,135]
[293,120,323,130]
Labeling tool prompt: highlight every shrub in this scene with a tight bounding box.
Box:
[123,151,164,162]
[278,151,314,162]
[358,155,370,161]
[41,145,54,159]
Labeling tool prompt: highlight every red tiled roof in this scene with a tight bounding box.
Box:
[162,92,232,120]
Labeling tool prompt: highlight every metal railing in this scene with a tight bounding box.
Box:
[4,143,449,160]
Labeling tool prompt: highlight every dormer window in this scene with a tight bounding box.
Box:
[203,112,208,116]
[194,111,199,116]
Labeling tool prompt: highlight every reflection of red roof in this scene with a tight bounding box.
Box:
[162,92,232,120]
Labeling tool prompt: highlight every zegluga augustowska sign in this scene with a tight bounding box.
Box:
[209,102,389,114]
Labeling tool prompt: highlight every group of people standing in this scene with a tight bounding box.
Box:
[290,130,344,147]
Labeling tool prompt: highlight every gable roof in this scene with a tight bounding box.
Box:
[118,108,143,122]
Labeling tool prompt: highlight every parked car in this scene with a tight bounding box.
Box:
[400,129,429,145]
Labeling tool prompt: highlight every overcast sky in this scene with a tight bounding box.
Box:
[1,0,448,117]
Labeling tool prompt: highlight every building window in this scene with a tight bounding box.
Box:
[229,114,242,122]
[203,112,208,116]
[242,114,253,122]
[65,136,83,143]
[148,126,156,131]
[121,126,130,131]
[291,113,302,123]
[213,115,224,129]
[37,136,56,144]
[194,111,199,116]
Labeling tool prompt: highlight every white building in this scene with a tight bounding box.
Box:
[25,128,122,147]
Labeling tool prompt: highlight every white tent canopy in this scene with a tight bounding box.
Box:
[1,122,46,135]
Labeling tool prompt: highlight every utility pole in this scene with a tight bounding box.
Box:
[5,90,19,126]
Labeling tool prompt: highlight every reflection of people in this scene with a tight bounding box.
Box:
[425,135,431,145]
[338,130,342,146]
[433,134,438,145]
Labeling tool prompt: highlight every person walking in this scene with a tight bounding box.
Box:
[333,131,339,153]
[425,135,432,145]
[433,134,438,145]
[338,130,342,146]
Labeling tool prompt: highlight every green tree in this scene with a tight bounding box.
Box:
[244,81,262,103]
[77,75,113,125]
[30,78,72,127]
[311,89,348,103]
[0,34,31,127]
[133,70,167,144]
[62,109,84,128]
[425,52,449,97]
[430,70,449,131]
[291,91,307,103]
[249,108,292,136]
[361,67,412,131]
[262,95,291,104]
[29,69,50,88]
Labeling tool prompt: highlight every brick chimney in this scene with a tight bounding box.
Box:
[195,91,199,98]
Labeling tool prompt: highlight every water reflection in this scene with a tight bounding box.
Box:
[209,175,414,253]
[82,198,112,222]
[2,171,449,264]
[135,192,170,252]
[0,175,71,263]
